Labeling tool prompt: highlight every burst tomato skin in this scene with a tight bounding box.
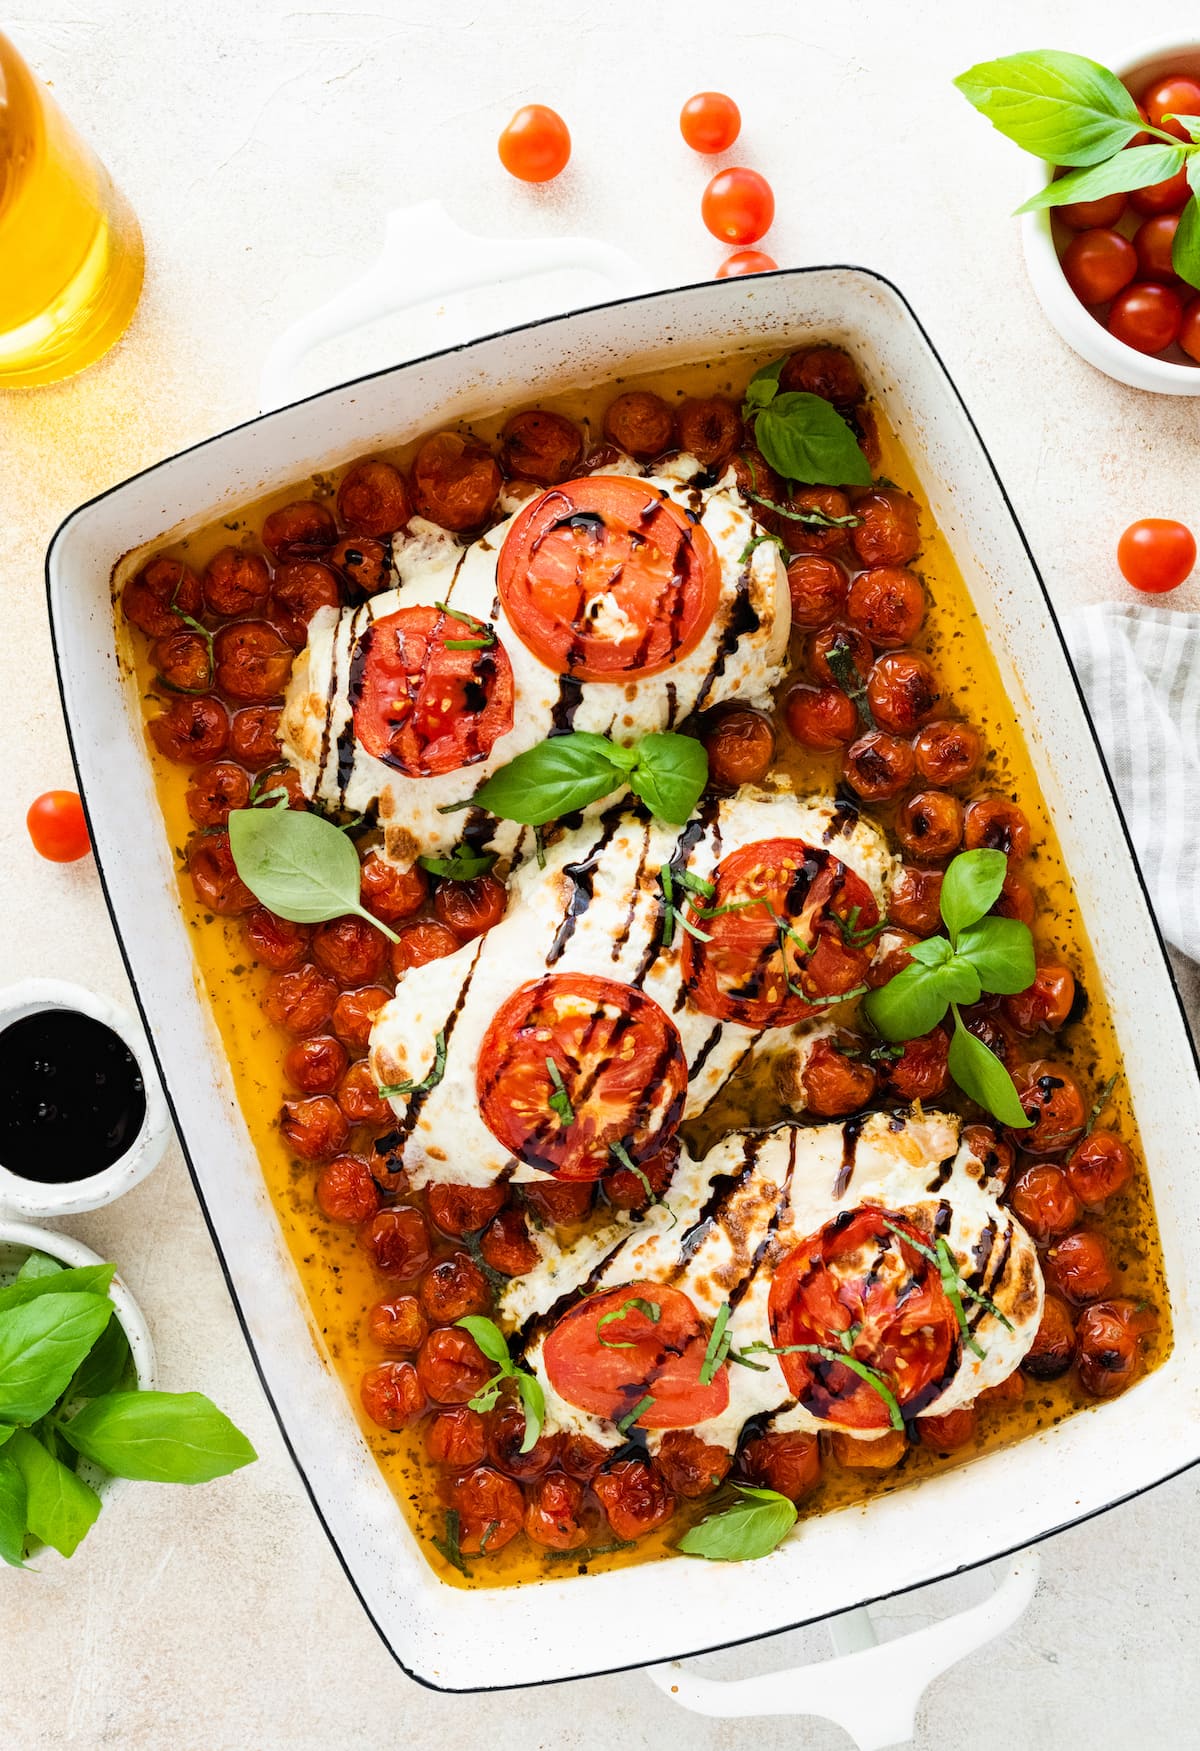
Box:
[26,791,91,862]
[1117,518,1196,593]
[701,167,775,245]
[498,105,570,182]
[680,91,741,153]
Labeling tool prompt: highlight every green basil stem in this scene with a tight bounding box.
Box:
[882,1219,1014,1339]
[745,489,861,529]
[738,532,787,565]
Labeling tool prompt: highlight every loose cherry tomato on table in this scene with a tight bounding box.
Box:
[498,105,571,183]
[716,249,778,278]
[701,167,774,245]
[1061,228,1137,304]
[1141,75,1200,140]
[1117,518,1196,592]
[679,91,741,153]
[1107,280,1184,353]
[27,790,90,862]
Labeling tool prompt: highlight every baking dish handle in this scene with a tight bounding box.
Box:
[645,1549,1039,1750]
[259,200,645,413]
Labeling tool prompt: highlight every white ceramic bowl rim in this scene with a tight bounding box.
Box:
[0,978,171,1218]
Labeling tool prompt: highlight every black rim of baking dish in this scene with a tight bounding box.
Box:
[44,262,1200,1695]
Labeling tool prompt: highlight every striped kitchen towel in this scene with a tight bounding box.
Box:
[1066,602,1200,965]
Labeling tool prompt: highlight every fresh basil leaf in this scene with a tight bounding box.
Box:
[954,50,1144,167]
[677,1484,797,1562]
[66,1316,132,1403]
[743,356,786,412]
[455,1316,513,1369]
[461,733,623,826]
[863,960,952,1041]
[938,848,1007,942]
[629,733,708,825]
[0,1262,115,1317]
[1168,114,1200,143]
[905,936,953,968]
[948,1012,1031,1127]
[9,1430,101,1557]
[1172,191,1200,293]
[0,1425,13,1447]
[417,846,498,881]
[515,1372,546,1454]
[955,916,1037,995]
[228,804,399,942]
[16,1252,63,1283]
[1015,143,1185,213]
[61,1391,256,1484]
[936,958,983,1007]
[0,1293,114,1425]
[0,1450,26,1567]
[754,392,873,487]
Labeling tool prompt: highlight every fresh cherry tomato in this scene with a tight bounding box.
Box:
[716,249,778,278]
[1141,75,1200,141]
[1134,213,1182,283]
[1180,296,1200,362]
[680,91,741,153]
[1057,190,1127,230]
[26,790,90,863]
[1117,518,1196,592]
[1061,228,1137,304]
[701,167,774,245]
[498,105,570,183]
[1129,167,1190,216]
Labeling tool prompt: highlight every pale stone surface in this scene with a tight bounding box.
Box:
[2,0,1199,1745]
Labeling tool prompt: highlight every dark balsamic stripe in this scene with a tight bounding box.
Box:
[392,940,483,1150]
[545,811,623,967]
[834,1113,865,1199]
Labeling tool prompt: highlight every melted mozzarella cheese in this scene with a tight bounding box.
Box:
[366,790,895,1186]
[499,1113,1043,1450]
[280,459,790,869]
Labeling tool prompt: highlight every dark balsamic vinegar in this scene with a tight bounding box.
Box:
[0,1009,146,1183]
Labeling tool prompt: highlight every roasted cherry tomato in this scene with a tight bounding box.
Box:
[283,1034,347,1095]
[411,432,501,531]
[896,790,964,862]
[521,1178,594,1227]
[330,985,391,1054]
[680,90,741,153]
[795,1035,876,1117]
[360,1360,425,1430]
[500,410,584,485]
[887,865,943,935]
[26,790,90,862]
[594,1457,676,1540]
[786,554,848,628]
[1045,1228,1116,1304]
[202,547,270,618]
[271,560,341,648]
[121,555,201,637]
[390,920,461,976]
[359,1205,431,1281]
[830,1430,907,1469]
[1001,963,1076,1036]
[359,854,427,924]
[316,1154,381,1224]
[769,1206,957,1430]
[850,489,920,567]
[524,1472,589,1550]
[261,500,336,560]
[416,1327,492,1405]
[311,915,388,987]
[739,1430,821,1501]
[962,1123,1015,1189]
[353,606,514,776]
[602,391,675,459]
[558,1434,609,1480]
[149,696,229,765]
[188,830,255,915]
[476,972,687,1180]
[426,1182,508,1237]
[337,457,411,536]
[243,907,311,973]
[601,1141,678,1211]
[151,628,212,693]
[865,929,918,989]
[963,796,1031,861]
[497,104,571,183]
[1010,1060,1088,1155]
[485,1401,558,1480]
[913,720,984,788]
[213,622,293,702]
[184,762,250,829]
[424,1406,486,1467]
[418,1253,492,1325]
[1066,1130,1134,1206]
[846,566,925,648]
[368,1294,428,1353]
[777,486,853,558]
[779,346,864,407]
[443,1464,525,1554]
[228,705,282,770]
[917,1408,977,1452]
[261,964,337,1036]
[1116,518,1196,593]
[1075,1298,1157,1399]
[784,683,858,751]
[433,873,507,941]
[715,249,778,277]
[656,1429,733,1498]
[1061,228,1137,303]
[1009,1162,1081,1242]
[328,537,390,599]
[544,1282,727,1428]
[336,1062,391,1126]
[498,476,720,680]
[884,1025,951,1103]
[682,837,878,1028]
[702,706,776,788]
[676,396,743,467]
[1021,1294,1076,1380]
[843,731,916,801]
[1107,280,1184,353]
[479,1205,540,1276]
[701,167,774,244]
[280,1095,348,1162]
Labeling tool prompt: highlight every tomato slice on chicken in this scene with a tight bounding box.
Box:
[768,1207,959,1431]
[681,837,878,1028]
[352,605,514,777]
[543,1283,730,1428]
[496,476,722,681]
[476,973,687,1181]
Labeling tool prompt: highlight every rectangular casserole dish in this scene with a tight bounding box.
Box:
[46,267,1200,1692]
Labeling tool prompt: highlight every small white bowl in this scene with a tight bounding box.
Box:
[0,979,171,1219]
[0,1219,157,1543]
[1021,35,1200,394]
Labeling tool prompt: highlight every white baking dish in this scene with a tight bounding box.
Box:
[46,265,1200,1695]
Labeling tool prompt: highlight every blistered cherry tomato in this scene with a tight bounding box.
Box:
[808,623,873,689]
[360,1360,424,1430]
[992,868,1036,927]
[1045,1229,1116,1304]
[1022,1294,1076,1380]
[433,874,507,941]
[261,964,337,1036]
[521,1179,594,1227]
[1117,518,1196,592]
[885,1025,951,1102]
[1075,1299,1157,1399]
[188,831,255,915]
[281,1095,349,1162]
[498,104,570,182]
[785,683,858,750]
[1009,1161,1081,1242]
[866,651,940,734]
[283,1035,347,1095]
[411,432,501,532]
[499,410,584,484]
[795,1036,876,1117]
[680,91,741,153]
[419,1253,491,1324]
[486,1402,558,1480]
[426,1182,508,1237]
[779,486,853,558]
[151,628,213,693]
[368,1294,427,1354]
[843,731,915,801]
[1061,228,1137,303]
[361,1206,431,1281]
[524,1472,588,1550]
[715,249,778,277]
[865,929,918,989]
[328,537,390,598]
[701,167,774,245]
[425,1406,486,1467]
[676,396,742,467]
[312,915,388,986]
[445,1465,525,1554]
[26,791,90,862]
[1142,74,1200,140]
[480,1206,539,1277]
[330,986,391,1054]
[122,555,201,637]
[559,1434,609,1480]
[417,1326,492,1405]
[336,1061,391,1126]
[1066,1130,1134,1205]
[271,560,341,647]
[243,907,311,972]
[846,566,925,647]
[850,489,920,567]
[261,500,336,560]
[337,458,411,536]
[213,622,293,702]
[739,1430,821,1501]
[202,547,270,618]
[228,705,282,770]
[656,1430,732,1499]
[149,696,229,765]
[316,1154,381,1225]
[963,796,1031,860]
[594,1459,676,1540]
[185,762,249,828]
[390,920,461,977]
[602,391,675,459]
[786,555,848,627]
[831,1430,906,1469]
[779,346,864,407]
[359,854,427,925]
[962,1122,1015,1188]
[918,1408,977,1452]
[888,865,943,935]
[1107,280,1184,352]
[896,791,964,862]
[1011,1060,1088,1155]
[601,1142,678,1211]
[702,706,775,787]
[913,720,984,787]
[1002,963,1076,1036]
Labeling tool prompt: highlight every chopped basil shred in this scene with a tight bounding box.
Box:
[545,1057,575,1126]
[740,1340,904,1430]
[596,1297,661,1350]
[377,1030,447,1100]
[432,1508,472,1576]
[616,1393,656,1435]
[823,636,876,730]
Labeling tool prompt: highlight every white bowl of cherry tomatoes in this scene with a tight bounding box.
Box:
[1022,37,1200,392]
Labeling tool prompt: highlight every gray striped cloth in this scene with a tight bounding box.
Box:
[1066,603,1200,964]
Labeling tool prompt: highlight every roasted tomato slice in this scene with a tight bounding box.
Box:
[543,1283,729,1428]
[768,1206,959,1431]
[476,972,687,1181]
[682,837,878,1028]
[352,605,514,777]
[496,476,722,681]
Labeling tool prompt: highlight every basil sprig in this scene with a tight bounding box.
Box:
[677,1483,797,1563]
[742,362,872,488]
[441,730,708,828]
[456,1317,545,1452]
[954,49,1200,291]
[228,799,400,942]
[864,849,1034,1126]
[0,1252,255,1565]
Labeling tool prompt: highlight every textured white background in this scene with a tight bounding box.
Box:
[3,2,1200,1746]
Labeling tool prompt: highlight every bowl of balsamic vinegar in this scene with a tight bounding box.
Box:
[0,979,171,1217]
